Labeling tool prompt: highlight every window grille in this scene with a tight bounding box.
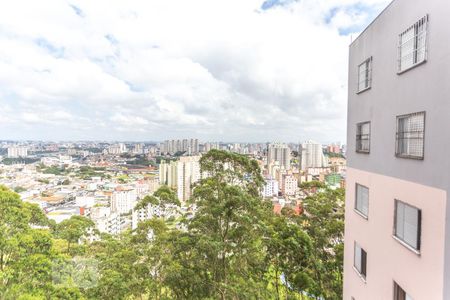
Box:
[358,57,372,92]
[398,15,428,72]
[396,112,425,159]
[356,122,370,153]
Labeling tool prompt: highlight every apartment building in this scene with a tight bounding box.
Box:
[300,141,328,171]
[344,0,450,299]
[267,143,291,170]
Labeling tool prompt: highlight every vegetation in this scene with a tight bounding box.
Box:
[13,186,27,193]
[0,150,344,299]
[1,157,40,165]
[325,152,345,159]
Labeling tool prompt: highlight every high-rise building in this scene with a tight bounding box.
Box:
[108,143,127,155]
[281,174,297,196]
[262,178,279,198]
[161,139,199,155]
[111,188,137,214]
[300,141,327,170]
[7,146,28,158]
[177,156,201,202]
[133,143,144,154]
[267,143,291,170]
[344,1,450,299]
[159,160,178,188]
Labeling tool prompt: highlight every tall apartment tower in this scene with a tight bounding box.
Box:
[177,156,201,202]
[299,140,328,171]
[159,160,178,189]
[344,1,450,299]
[267,143,291,170]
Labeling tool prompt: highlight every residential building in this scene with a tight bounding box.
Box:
[111,188,137,214]
[159,160,178,188]
[344,1,450,299]
[300,141,328,170]
[108,143,127,155]
[177,156,201,202]
[262,178,279,198]
[267,143,291,170]
[281,174,298,196]
[133,143,144,154]
[7,146,28,158]
[131,203,179,230]
[161,139,199,155]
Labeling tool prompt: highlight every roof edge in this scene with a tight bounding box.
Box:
[350,0,396,46]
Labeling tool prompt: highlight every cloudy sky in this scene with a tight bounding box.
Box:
[0,0,390,143]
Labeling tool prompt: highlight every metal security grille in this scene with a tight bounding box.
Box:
[358,57,372,92]
[396,112,425,159]
[398,15,428,72]
[356,122,370,153]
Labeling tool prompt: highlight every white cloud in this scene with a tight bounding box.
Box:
[0,0,391,142]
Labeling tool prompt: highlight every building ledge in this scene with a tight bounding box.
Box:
[392,235,421,256]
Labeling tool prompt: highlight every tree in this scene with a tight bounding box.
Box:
[184,150,272,299]
[54,216,94,253]
[297,187,345,299]
[135,185,181,210]
[265,215,313,299]
[0,186,81,299]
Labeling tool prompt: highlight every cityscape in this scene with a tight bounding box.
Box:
[0,139,346,233]
[1,0,449,299]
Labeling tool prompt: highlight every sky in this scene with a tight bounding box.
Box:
[0,0,391,143]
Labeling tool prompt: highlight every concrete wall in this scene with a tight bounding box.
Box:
[344,168,446,299]
[346,0,450,298]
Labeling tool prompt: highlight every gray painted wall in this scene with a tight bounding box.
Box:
[347,0,450,297]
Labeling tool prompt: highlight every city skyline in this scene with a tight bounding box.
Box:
[0,0,389,142]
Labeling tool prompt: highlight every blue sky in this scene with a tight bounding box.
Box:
[0,0,390,143]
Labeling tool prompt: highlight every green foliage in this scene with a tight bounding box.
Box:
[0,150,345,299]
[1,158,40,165]
[42,166,64,175]
[297,187,345,299]
[0,185,65,299]
[325,152,345,159]
[135,185,180,211]
[13,186,27,193]
[37,178,50,184]
[54,216,94,253]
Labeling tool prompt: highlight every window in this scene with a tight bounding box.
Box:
[358,57,372,92]
[354,243,367,278]
[398,15,428,73]
[394,282,413,300]
[395,112,425,159]
[356,122,370,153]
[394,200,421,251]
[355,183,369,218]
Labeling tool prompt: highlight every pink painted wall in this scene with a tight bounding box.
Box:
[343,167,447,299]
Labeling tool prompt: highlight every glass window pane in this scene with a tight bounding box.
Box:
[354,243,362,272]
[404,205,419,248]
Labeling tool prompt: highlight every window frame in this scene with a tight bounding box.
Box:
[395,112,425,160]
[354,183,369,219]
[357,57,372,93]
[356,121,371,154]
[353,242,367,280]
[393,281,413,300]
[397,15,429,74]
[393,199,422,253]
